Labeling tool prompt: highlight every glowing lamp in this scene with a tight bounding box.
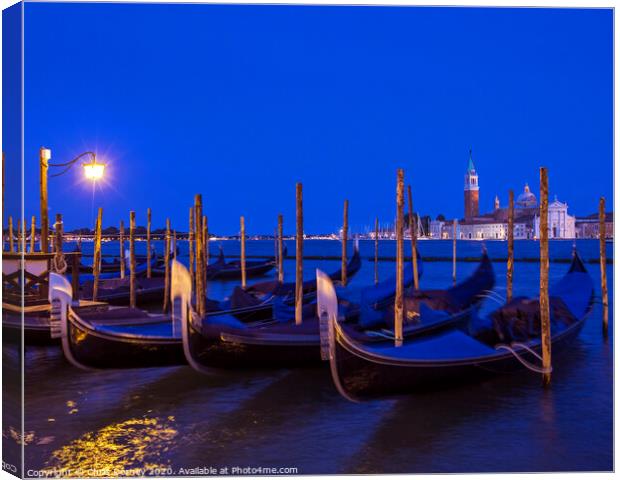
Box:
[83,160,105,181]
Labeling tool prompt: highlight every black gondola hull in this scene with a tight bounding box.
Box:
[332,319,587,400]
[3,313,58,346]
[82,288,165,307]
[208,262,276,280]
[65,317,185,369]
[187,325,321,369]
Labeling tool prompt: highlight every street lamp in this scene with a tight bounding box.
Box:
[83,161,105,181]
[39,148,106,252]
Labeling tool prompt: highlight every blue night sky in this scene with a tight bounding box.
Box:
[8,3,614,234]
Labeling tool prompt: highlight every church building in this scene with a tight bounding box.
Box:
[430,152,576,240]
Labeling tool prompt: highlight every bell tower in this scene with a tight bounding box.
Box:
[464,149,479,220]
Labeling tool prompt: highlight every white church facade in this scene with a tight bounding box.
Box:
[533,197,576,239]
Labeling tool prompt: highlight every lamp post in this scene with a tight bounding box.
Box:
[39,148,106,252]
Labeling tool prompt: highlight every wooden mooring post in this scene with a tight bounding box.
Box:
[195,195,205,316]
[203,215,208,295]
[277,214,284,283]
[452,219,457,285]
[374,217,379,285]
[163,218,171,313]
[394,169,405,347]
[129,211,136,309]
[342,199,348,286]
[173,230,178,260]
[147,208,152,278]
[539,167,552,386]
[599,197,609,337]
[295,183,303,325]
[119,220,126,279]
[92,207,103,301]
[8,216,14,252]
[1,152,4,233]
[240,216,247,288]
[30,215,36,252]
[507,190,514,302]
[39,147,49,253]
[407,185,419,291]
[189,207,195,291]
[54,213,63,262]
[17,219,22,253]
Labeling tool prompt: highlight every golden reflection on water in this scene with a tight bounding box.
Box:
[44,417,177,477]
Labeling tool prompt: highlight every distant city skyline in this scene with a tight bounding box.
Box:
[4,4,612,235]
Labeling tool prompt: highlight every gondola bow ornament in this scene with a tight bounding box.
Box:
[49,272,72,339]
[172,259,218,375]
[316,268,338,361]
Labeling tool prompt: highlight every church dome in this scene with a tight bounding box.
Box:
[516,183,537,208]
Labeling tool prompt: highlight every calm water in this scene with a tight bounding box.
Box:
[3,240,613,475]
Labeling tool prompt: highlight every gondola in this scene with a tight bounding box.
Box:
[45,249,363,368]
[78,276,166,306]
[2,302,110,347]
[72,254,150,274]
[49,273,185,369]
[217,245,363,323]
[67,244,157,275]
[77,254,159,283]
[175,251,494,372]
[3,275,165,346]
[15,249,363,350]
[318,249,594,401]
[206,246,279,281]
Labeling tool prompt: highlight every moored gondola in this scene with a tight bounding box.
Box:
[49,273,185,369]
[11,249,364,347]
[205,244,291,281]
[318,250,594,401]
[77,254,159,283]
[207,245,277,280]
[79,276,166,306]
[3,304,108,346]
[175,251,494,372]
[218,245,363,323]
